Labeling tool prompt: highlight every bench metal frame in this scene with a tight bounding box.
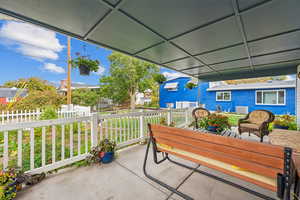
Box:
[143,125,294,200]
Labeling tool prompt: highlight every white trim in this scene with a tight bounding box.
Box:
[255,89,286,106]
[207,84,294,91]
[216,91,231,101]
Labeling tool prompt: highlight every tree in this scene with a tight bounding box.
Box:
[152,73,166,107]
[100,52,159,110]
[4,77,56,92]
[3,77,65,110]
[11,90,66,110]
[72,89,99,107]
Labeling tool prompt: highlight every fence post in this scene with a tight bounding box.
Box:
[91,113,98,147]
[185,108,189,127]
[167,108,172,126]
[139,113,144,142]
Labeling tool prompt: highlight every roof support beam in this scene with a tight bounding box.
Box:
[83,0,127,39]
[231,0,254,71]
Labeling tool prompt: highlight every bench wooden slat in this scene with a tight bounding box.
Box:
[150,124,284,158]
[152,131,284,170]
[155,137,281,178]
[158,147,277,192]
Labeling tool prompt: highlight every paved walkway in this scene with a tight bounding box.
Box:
[16,144,276,200]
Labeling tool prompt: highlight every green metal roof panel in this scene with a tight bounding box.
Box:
[0,0,299,81]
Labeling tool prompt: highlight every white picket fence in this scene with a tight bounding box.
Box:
[0,108,90,124]
[0,108,192,174]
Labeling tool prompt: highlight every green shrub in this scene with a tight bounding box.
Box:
[40,106,58,120]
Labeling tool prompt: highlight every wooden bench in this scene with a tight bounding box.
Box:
[143,124,295,200]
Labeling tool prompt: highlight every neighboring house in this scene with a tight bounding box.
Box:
[136,89,152,105]
[160,77,295,115]
[58,80,102,111]
[0,88,28,105]
[159,77,199,109]
[202,80,295,115]
[58,80,99,94]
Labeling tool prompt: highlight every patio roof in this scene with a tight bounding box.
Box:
[0,0,300,81]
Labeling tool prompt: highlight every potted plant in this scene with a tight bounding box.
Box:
[185,82,197,89]
[98,139,116,164]
[273,115,295,130]
[202,114,230,133]
[0,168,23,200]
[159,117,175,127]
[71,52,99,76]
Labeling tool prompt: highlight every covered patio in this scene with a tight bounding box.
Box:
[1,0,300,199]
[16,144,275,200]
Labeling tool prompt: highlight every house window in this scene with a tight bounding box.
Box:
[164,82,178,91]
[166,103,174,108]
[6,97,16,103]
[216,91,231,101]
[256,90,285,105]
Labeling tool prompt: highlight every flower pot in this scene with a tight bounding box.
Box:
[207,126,218,132]
[79,65,90,76]
[101,152,114,164]
[273,124,289,130]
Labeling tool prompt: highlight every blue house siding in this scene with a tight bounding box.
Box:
[159,77,199,108]
[160,77,295,115]
[201,87,295,115]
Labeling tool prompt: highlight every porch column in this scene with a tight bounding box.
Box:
[297,65,300,127]
[197,79,203,107]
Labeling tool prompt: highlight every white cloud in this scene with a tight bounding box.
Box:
[43,63,65,74]
[162,71,189,80]
[0,21,64,60]
[93,65,105,75]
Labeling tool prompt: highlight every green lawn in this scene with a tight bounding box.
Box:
[0,113,173,172]
[222,113,246,126]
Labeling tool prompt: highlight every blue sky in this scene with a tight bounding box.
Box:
[0,19,179,86]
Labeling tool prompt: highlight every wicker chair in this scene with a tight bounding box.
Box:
[192,107,210,129]
[238,110,275,142]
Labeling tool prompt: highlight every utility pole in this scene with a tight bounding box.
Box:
[67,36,72,106]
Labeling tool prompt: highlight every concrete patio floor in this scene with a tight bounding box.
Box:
[16,144,276,200]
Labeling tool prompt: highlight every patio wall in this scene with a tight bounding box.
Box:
[0,108,192,174]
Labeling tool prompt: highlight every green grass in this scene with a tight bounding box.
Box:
[0,113,173,172]
[222,113,246,126]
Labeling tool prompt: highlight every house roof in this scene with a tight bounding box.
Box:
[1,1,300,81]
[207,80,295,91]
[59,80,99,91]
[0,88,28,98]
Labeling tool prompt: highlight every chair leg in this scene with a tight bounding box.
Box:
[167,156,276,200]
[143,139,193,200]
[260,136,263,142]
[294,173,299,200]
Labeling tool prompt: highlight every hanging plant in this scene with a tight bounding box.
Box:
[71,56,99,76]
[185,82,197,89]
[71,48,99,76]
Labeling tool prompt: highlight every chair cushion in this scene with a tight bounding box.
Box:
[194,109,209,118]
[248,111,270,125]
[239,123,260,130]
